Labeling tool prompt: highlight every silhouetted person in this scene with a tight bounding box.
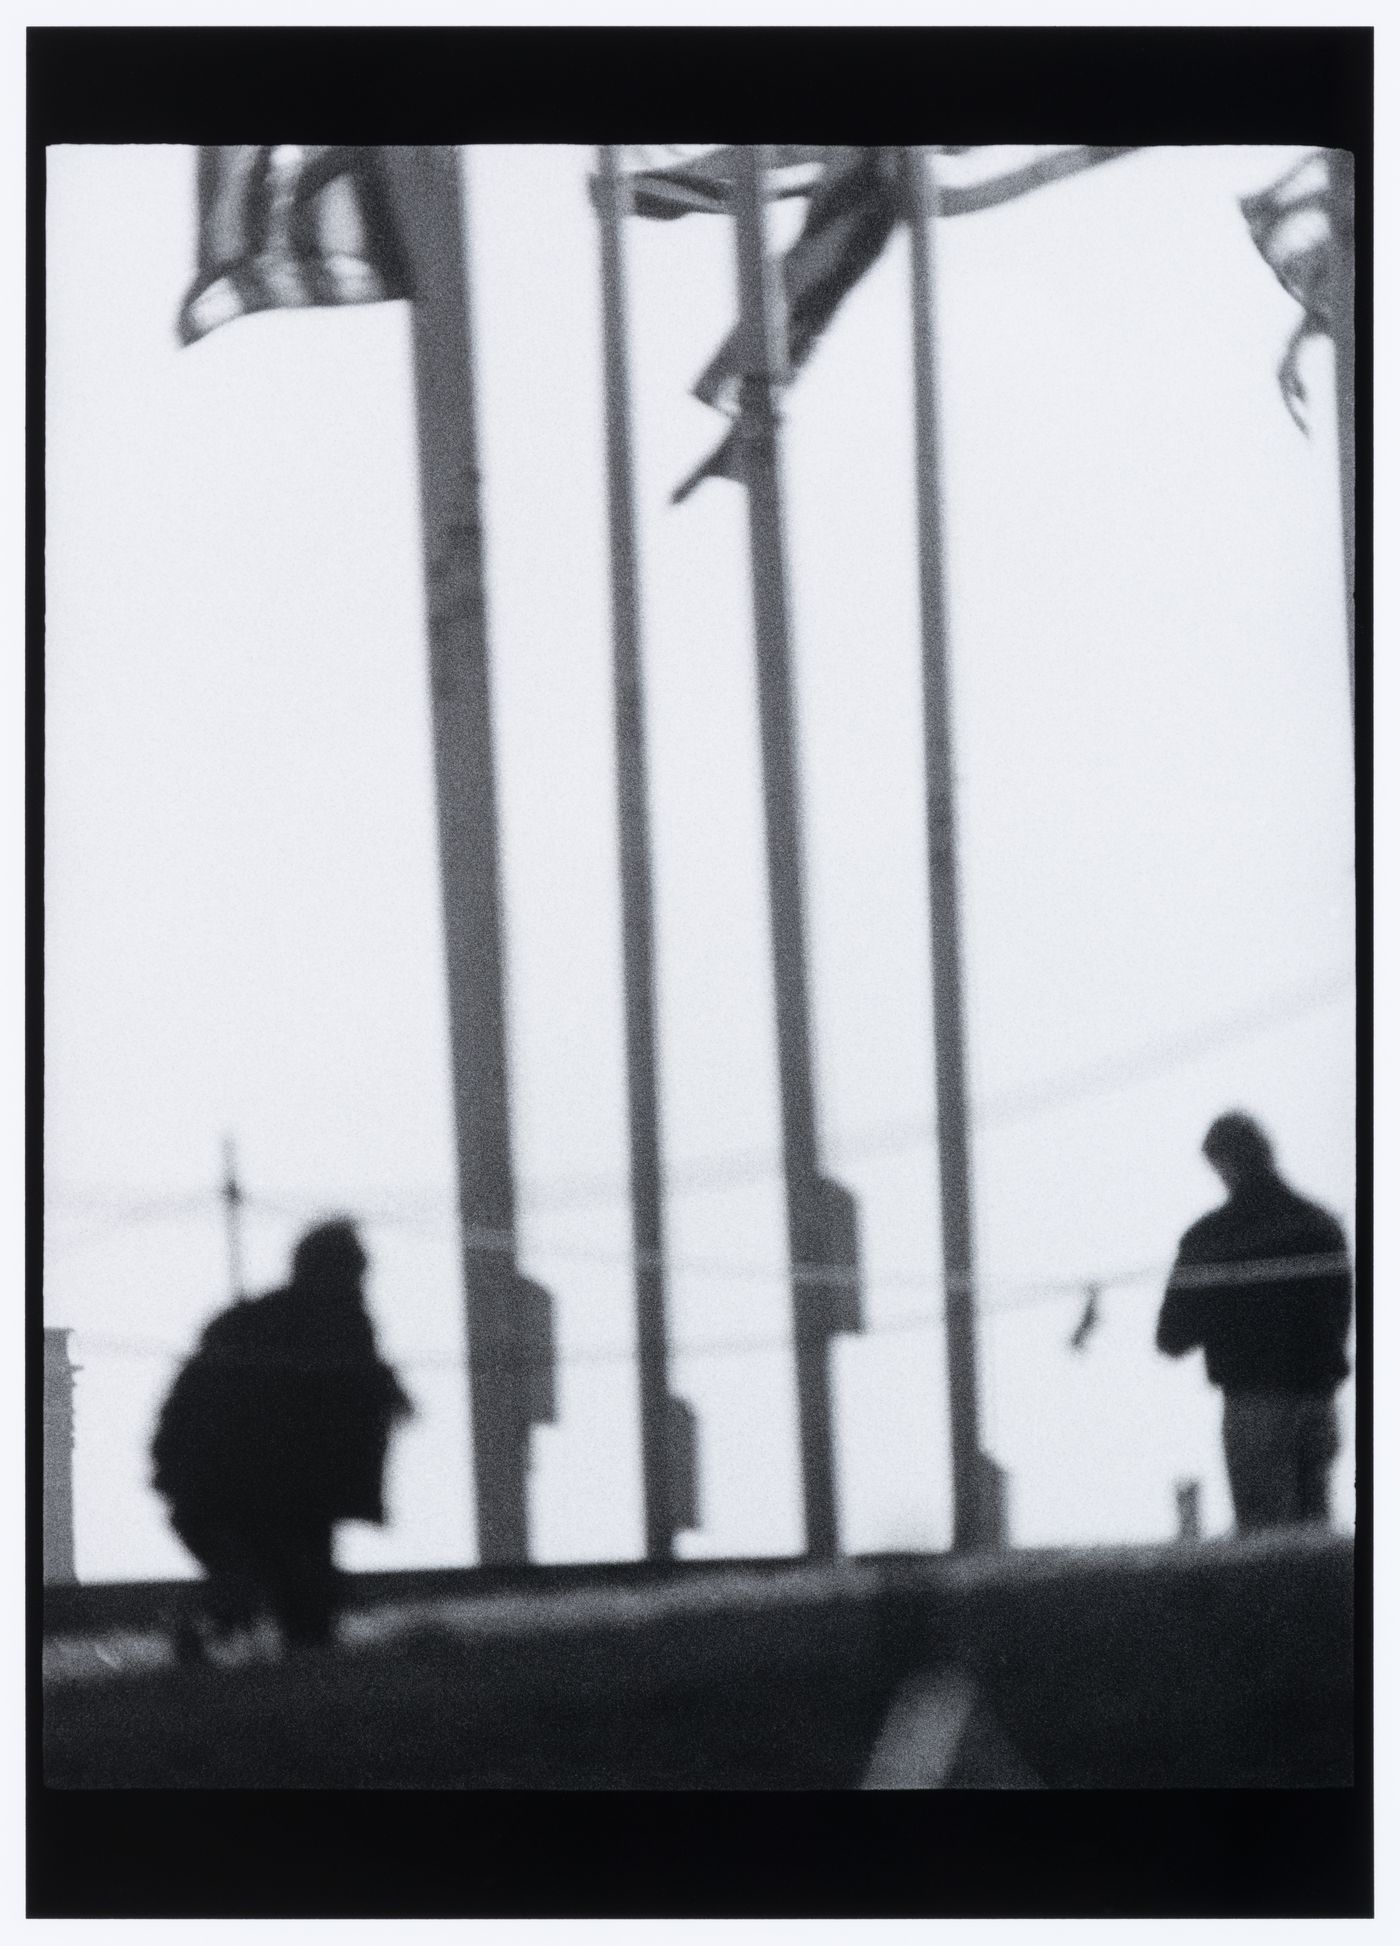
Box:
[1156,1113,1351,1532]
[151,1219,412,1655]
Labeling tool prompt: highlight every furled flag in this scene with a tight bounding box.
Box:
[672,147,904,502]
[693,148,904,415]
[178,146,409,347]
[620,145,1139,501]
[1240,148,1354,432]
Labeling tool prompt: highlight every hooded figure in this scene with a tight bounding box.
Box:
[1156,1114,1351,1533]
[152,1219,412,1653]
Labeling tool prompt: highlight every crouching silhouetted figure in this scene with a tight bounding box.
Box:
[1156,1114,1352,1533]
[151,1219,412,1656]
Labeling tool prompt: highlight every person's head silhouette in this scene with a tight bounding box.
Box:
[290,1218,368,1291]
[1201,1111,1276,1193]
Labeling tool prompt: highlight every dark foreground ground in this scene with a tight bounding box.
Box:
[41,1530,1354,1790]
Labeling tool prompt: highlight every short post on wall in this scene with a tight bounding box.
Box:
[502,1271,558,1488]
[666,1394,701,1537]
[43,1328,78,1585]
[1175,1479,1202,1543]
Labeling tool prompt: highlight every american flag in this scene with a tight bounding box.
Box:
[1240,149,1354,430]
[178,146,409,347]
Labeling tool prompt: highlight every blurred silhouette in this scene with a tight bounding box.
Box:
[1156,1113,1351,1532]
[151,1219,412,1657]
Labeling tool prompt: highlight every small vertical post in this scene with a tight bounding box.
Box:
[903,147,987,1552]
[1175,1479,1203,1543]
[43,1327,78,1585]
[221,1134,244,1301]
[596,145,675,1561]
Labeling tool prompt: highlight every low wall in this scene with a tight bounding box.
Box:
[890,1527,1355,1788]
[41,1530,1354,1790]
[41,1549,805,1637]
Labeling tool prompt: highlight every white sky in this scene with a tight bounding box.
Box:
[44,143,1355,1582]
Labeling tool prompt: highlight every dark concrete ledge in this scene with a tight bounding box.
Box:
[41,1531,1354,1790]
[43,1547,839,1638]
[888,1528,1355,1789]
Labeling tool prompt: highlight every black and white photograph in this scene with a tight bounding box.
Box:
[29,20,1372,1923]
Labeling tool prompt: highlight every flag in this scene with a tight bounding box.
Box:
[179,146,410,347]
[930,144,1139,217]
[692,148,903,413]
[618,143,1137,226]
[1240,149,1354,431]
[644,145,1139,501]
[672,149,904,502]
[604,145,834,220]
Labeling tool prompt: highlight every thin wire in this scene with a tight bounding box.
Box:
[973,965,1354,1131]
[44,1194,219,1259]
[44,1172,1352,1321]
[42,962,1353,1230]
[65,1250,1349,1375]
[524,959,1357,1204]
[225,1201,1350,1302]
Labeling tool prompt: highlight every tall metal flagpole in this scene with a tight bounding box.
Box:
[596,146,675,1561]
[733,145,854,1560]
[903,146,989,1553]
[383,146,552,1566]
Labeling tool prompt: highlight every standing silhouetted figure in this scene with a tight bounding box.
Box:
[1156,1114,1351,1532]
[151,1219,412,1655]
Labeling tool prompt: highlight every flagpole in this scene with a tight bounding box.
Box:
[733,145,845,1559]
[596,146,676,1561]
[383,146,550,1566]
[1335,314,1355,724]
[903,146,989,1553]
